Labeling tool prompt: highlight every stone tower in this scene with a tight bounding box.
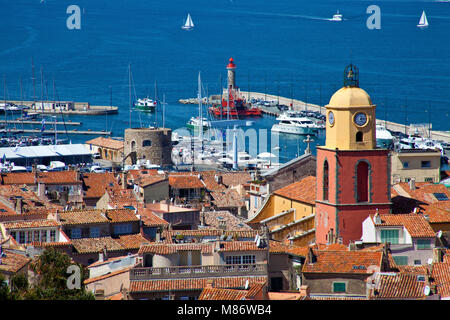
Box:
[315,64,391,245]
[124,127,172,166]
[227,57,236,90]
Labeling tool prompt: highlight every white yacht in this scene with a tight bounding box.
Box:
[415,139,444,155]
[376,125,394,148]
[134,97,157,111]
[330,10,343,21]
[271,111,322,135]
[187,116,210,131]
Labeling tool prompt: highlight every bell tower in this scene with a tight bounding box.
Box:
[315,64,391,245]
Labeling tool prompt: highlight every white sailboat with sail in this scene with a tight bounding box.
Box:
[182,13,194,30]
[417,10,429,28]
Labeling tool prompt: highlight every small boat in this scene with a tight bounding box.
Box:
[134,97,157,112]
[417,10,429,28]
[271,111,322,135]
[376,124,394,149]
[330,10,343,21]
[187,116,210,131]
[182,13,194,30]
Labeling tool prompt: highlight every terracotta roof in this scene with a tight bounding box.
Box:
[168,175,204,189]
[139,174,167,187]
[372,214,436,238]
[114,233,151,250]
[431,262,450,298]
[211,189,245,208]
[422,202,450,223]
[0,185,62,215]
[71,236,127,254]
[59,209,138,225]
[163,229,257,240]
[202,210,251,230]
[1,170,81,185]
[139,208,169,227]
[0,250,31,274]
[82,172,119,199]
[395,182,450,204]
[138,243,214,255]
[371,273,427,299]
[129,276,267,293]
[85,137,124,150]
[269,241,308,257]
[311,296,367,300]
[199,287,249,300]
[221,172,252,187]
[267,292,304,300]
[218,241,266,252]
[2,219,60,229]
[302,249,383,274]
[396,265,430,275]
[107,292,124,300]
[273,176,316,205]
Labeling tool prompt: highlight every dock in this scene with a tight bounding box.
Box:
[6,100,118,115]
[0,129,111,136]
[0,120,82,126]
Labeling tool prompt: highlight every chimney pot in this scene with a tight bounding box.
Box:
[409,178,416,190]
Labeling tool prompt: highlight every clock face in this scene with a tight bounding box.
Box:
[328,111,335,126]
[354,112,368,126]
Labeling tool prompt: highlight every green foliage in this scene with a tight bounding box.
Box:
[0,274,11,301]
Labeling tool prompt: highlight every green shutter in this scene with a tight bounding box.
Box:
[393,256,408,265]
[380,229,399,244]
[417,239,431,249]
[333,282,346,293]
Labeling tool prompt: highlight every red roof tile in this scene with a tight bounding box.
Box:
[0,250,31,274]
[371,273,427,299]
[372,214,436,238]
[168,175,204,189]
[82,172,119,199]
[431,262,450,298]
[273,176,316,205]
[3,219,60,229]
[138,243,214,255]
[1,171,81,185]
[85,137,124,150]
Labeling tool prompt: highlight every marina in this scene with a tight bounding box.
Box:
[3,100,118,115]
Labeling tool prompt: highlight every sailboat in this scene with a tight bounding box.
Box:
[417,10,429,28]
[182,13,194,30]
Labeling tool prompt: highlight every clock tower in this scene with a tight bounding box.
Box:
[315,64,391,245]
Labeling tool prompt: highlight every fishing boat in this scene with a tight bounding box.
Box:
[417,10,429,28]
[182,13,194,30]
[330,10,343,21]
[187,117,210,131]
[208,88,262,118]
[271,111,322,135]
[134,97,157,112]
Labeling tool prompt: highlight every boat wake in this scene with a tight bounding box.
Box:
[0,26,37,57]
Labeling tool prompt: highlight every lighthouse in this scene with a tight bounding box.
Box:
[227,57,236,89]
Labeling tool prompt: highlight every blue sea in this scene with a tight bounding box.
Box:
[0,0,449,161]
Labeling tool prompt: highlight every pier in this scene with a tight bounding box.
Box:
[0,129,111,136]
[5,100,118,115]
[0,120,82,126]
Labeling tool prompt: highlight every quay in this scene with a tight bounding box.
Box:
[0,120,82,126]
[0,128,111,136]
[6,100,118,115]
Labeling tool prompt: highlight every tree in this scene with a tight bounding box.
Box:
[0,274,11,301]
[27,248,94,300]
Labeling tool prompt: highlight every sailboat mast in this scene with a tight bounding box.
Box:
[31,58,36,110]
[154,80,158,127]
[129,63,132,129]
[198,72,203,145]
[3,76,6,133]
[40,67,44,110]
[20,76,24,131]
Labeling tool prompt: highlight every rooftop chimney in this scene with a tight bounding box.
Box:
[307,247,316,264]
[15,198,23,214]
[102,245,108,261]
[409,178,416,191]
[98,249,104,262]
[122,172,128,190]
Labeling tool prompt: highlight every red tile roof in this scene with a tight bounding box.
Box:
[0,250,31,274]
[372,214,436,238]
[199,287,249,300]
[82,172,119,199]
[2,219,61,229]
[114,234,151,250]
[59,209,138,225]
[371,273,427,299]
[273,176,316,205]
[431,262,450,299]
[396,182,450,204]
[302,249,383,274]
[218,241,266,252]
[85,137,124,150]
[211,189,245,208]
[129,276,267,293]
[139,208,169,227]
[168,175,204,189]
[84,266,134,285]
[1,171,81,185]
[71,235,143,254]
[138,243,213,255]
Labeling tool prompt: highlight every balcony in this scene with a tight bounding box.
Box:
[130,263,267,280]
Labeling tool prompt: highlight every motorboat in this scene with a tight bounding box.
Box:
[330,10,343,21]
[271,111,322,135]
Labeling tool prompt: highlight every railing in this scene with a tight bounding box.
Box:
[130,263,267,280]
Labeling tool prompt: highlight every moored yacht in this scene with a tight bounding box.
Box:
[271,111,322,135]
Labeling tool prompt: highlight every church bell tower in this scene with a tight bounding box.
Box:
[315,65,391,245]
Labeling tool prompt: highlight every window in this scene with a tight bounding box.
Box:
[90,227,100,238]
[403,161,409,169]
[380,229,399,244]
[226,256,242,265]
[131,141,136,151]
[424,177,433,183]
[142,140,152,147]
[421,161,431,168]
[33,230,40,242]
[356,131,363,142]
[333,282,346,293]
[19,231,25,244]
[71,228,81,239]
[356,161,369,202]
[393,256,408,266]
[50,230,56,242]
[417,239,431,249]
[242,255,256,264]
[323,160,329,201]
[41,230,47,242]
[10,231,16,241]
[27,231,33,243]
[114,223,132,235]
[414,260,421,265]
